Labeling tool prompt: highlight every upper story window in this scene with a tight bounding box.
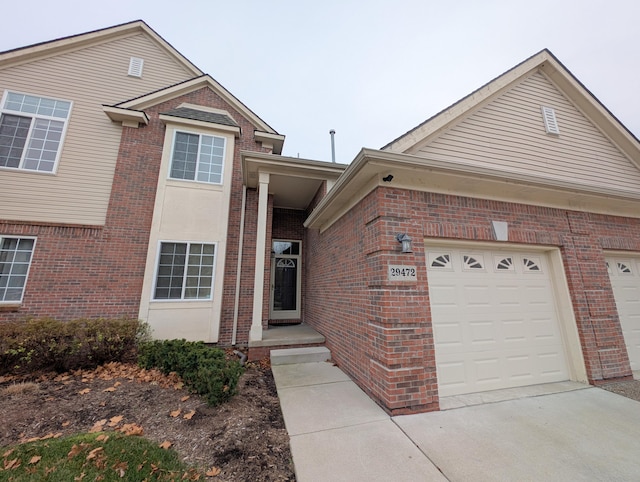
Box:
[0,91,72,173]
[169,131,225,184]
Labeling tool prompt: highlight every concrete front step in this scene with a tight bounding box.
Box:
[271,346,331,365]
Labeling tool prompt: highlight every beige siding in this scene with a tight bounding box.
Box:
[414,71,640,194]
[0,33,196,225]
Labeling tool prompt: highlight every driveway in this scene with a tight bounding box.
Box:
[273,361,640,481]
[395,387,640,481]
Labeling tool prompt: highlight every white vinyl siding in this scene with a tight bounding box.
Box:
[0,33,197,225]
[414,71,640,195]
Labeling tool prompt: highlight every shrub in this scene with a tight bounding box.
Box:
[0,317,148,375]
[138,340,244,406]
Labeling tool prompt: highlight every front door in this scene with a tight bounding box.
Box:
[270,240,301,320]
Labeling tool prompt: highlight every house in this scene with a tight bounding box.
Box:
[1,21,639,415]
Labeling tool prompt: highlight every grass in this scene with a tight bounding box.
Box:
[0,432,209,481]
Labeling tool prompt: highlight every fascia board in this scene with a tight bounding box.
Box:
[305,148,640,231]
[383,50,551,153]
[0,21,203,76]
[241,151,347,188]
[103,105,149,126]
[539,60,640,170]
[117,76,278,134]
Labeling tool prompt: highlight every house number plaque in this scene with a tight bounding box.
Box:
[388,265,417,281]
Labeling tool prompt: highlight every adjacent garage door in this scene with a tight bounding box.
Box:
[606,256,640,371]
[427,248,570,397]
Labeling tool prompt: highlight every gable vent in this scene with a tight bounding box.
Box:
[541,106,560,135]
[128,57,144,78]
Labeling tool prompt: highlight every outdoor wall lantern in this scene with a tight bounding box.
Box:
[396,233,412,253]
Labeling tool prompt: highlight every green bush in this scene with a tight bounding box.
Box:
[138,340,244,406]
[0,317,148,375]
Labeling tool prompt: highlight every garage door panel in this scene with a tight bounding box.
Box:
[469,320,497,347]
[463,284,492,306]
[429,248,570,397]
[502,319,527,343]
[531,316,561,341]
[433,322,464,348]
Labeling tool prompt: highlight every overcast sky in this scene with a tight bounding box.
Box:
[2,1,638,163]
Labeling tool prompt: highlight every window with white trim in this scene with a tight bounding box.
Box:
[0,91,71,172]
[0,236,36,303]
[169,131,225,184]
[154,242,216,300]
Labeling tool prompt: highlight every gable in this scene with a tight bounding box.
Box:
[410,70,640,196]
[0,26,199,226]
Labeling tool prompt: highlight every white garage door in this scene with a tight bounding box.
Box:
[606,256,640,371]
[427,248,570,397]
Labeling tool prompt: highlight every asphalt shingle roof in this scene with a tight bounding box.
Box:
[161,107,239,127]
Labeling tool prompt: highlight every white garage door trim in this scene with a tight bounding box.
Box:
[426,242,585,397]
[605,253,640,372]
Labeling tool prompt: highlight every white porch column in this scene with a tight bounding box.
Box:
[250,171,270,342]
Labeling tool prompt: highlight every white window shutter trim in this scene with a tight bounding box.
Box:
[541,106,560,134]
[128,57,144,77]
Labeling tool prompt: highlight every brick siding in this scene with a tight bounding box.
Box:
[305,186,640,414]
[0,86,272,330]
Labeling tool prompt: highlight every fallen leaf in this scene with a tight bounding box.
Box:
[78,388,91,395]
[68,443,87,459]
[113,381,121,387]
[74,472,86,481]
[113,461,128,478]
[174,382,184,390]
[2,449,14,458]
[108,415,124,427]
[120,423,144,436]
[206,466,222,477]
[170,409,181,418]
[86,447,104,460]
[61,421,71,427]
[28,455,42,465]
[4,458,20,470]
[89,419,107,433]
[180,395,190,402]
[183,410,196,420]
[103,387,116,392]
[96,434,110,442]
[159,440,172,450]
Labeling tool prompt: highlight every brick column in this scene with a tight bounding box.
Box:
[364,211,438,414]
[562,212,632,382]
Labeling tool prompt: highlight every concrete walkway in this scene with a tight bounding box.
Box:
[272,361,640,481]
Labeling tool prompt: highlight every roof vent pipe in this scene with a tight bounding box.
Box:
[329,129,336,163]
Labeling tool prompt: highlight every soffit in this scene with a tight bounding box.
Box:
[242,151,347,210]
[305,148,640,232]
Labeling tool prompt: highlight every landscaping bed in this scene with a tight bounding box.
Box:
[0,360,294,481]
